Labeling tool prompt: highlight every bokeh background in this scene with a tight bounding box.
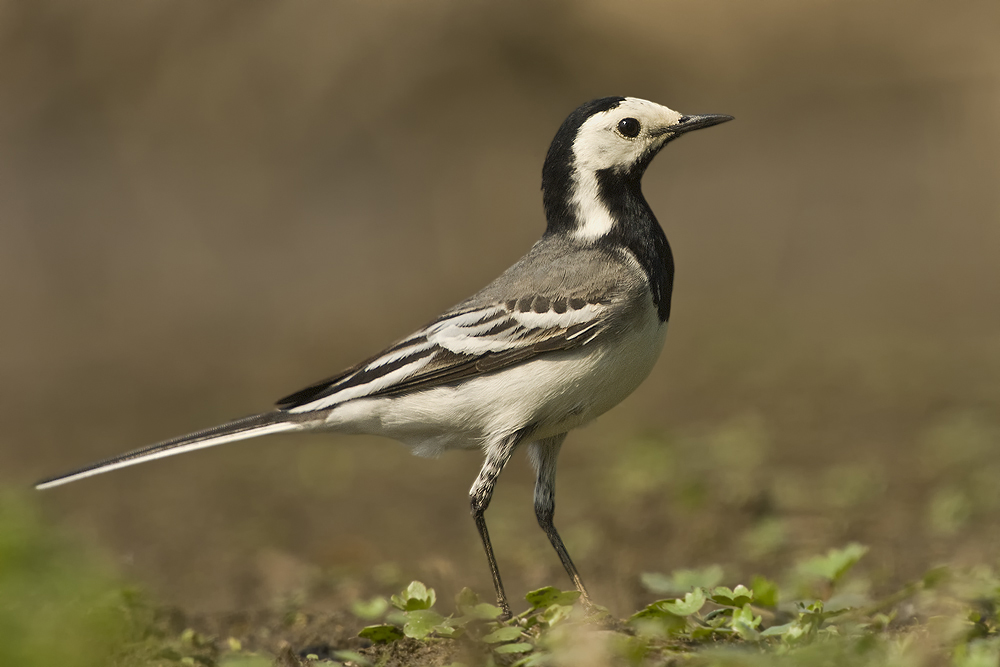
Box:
[2,0,999,619]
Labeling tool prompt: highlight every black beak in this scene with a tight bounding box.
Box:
[670,113,734,134]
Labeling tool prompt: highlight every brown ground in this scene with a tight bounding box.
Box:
[2,0,999,650]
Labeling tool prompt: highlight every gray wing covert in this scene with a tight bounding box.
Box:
[277,242,646,410]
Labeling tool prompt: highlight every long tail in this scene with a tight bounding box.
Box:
[35,411,304,490]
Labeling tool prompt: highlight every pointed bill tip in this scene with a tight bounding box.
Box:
[672,113,734,134]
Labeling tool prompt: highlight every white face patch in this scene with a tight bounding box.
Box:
[570,98,684,241]
[573,98,684,172]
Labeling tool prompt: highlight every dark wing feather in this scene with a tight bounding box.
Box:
[276,306,612,410]
[367,320,600,398]
[275,336,428,408]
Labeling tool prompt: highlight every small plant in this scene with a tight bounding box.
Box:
[629,584,763,641]
[355,580,594,662]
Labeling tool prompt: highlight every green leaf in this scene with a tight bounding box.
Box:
[782,623,809,644]
[391,580,437,611]
[406,580,430,600]
[467,603,503,620]
[733,621,761,642]
[630,597,694,624]
[455,587,480,611]
[524,586,580,609]
[640,565,724,595]
[482,626,524,643]
[796,600,826,624]
[351,596,389,620]
[403,609,446,639]
[733,585,754,604]
[796,543,869,584]
[760,622,794,637]
[750,575,780,608]
[494,642,534,654]
[631,615,688,639]
[386,610,408,626]
[731,603,763,641]
[710,585,753,608]
[541,603,574,626]
[658,588,707,616]
[629,606,665,623]
[358,624,403,643]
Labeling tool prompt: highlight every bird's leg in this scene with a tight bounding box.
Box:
[469,431,523,621]
[527,434,591,605]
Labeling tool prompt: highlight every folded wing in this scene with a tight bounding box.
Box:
[276,292,616,412]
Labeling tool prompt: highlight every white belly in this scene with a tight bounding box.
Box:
[322,299,668,456]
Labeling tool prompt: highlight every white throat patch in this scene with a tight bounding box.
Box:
[569,168,617,241]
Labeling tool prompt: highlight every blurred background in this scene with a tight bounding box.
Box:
[1,0,998,619]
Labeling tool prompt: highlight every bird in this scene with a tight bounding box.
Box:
[36,97,732,619]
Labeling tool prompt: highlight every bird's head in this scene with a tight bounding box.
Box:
[542,96,732,239]
[569,97,731,175]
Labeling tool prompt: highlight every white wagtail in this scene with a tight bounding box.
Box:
[37,97,731,618]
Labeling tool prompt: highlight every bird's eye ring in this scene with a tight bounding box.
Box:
[617,117,641,138]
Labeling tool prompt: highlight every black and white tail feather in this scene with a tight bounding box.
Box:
[35,412,302,489]
[36,97,731,618]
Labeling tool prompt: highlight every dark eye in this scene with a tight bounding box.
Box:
[617,117,641,138]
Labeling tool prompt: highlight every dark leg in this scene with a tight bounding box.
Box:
[527,434,591,604]
[469,430,525,620]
